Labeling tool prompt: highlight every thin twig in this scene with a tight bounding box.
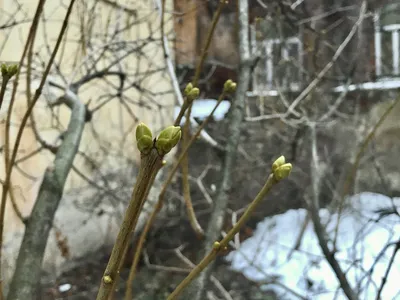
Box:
[286,212,310,260]
[308,124,358,300]
[124,90,228,299]
[167,173,283,300]
[333,96,400,247]
[181,0,251,298]
[155,0,223,151]
[287,1,366,114]
[0,73,25,223]
[174,248,234,300]
[375,241,400,300]
[245,2,366,123]
[181,115,205,238]
[178,0,225,239]
[0,73,10,110]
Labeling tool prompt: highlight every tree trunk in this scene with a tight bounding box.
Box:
[7,91,86,300]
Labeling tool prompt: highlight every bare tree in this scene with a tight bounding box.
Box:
[0,0,179,297]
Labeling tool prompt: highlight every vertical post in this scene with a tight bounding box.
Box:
[250,24,258,95]
[374,13,382,77]
[392,30,399,75]
[266,40,273,89]
[281,41,289,87]
[298,25,304,87]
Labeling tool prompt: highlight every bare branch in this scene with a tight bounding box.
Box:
[376,240,400,300]
[182,0,252,298]
[307,124,358,300]
[154,0,224,152]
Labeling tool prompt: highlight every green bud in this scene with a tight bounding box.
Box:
[155,125,182,155]
[187,87,200,102]
[1,63,18,79]
[223,79,237,93]
[7,64,18,77]
[224,79,233,90]
[1,64,7,77]
[229,82,237,92]
[272,155,286,172]
[274,163,292,181]
[136,122,152,140]
[213,241,221,250]
[103,275,113,284]
[136,122,153,153]
[184,82,193,95]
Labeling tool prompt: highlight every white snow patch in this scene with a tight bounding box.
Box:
[226,192,400,300]
[174,99,231,125]
[58,283,72,293]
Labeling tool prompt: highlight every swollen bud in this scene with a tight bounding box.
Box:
[273,163,292,181]
[184,82,193,96]
[103,275,113,284]
[1,64,7,77]
[136,122,153,153]
[155,125,182,155]
[1,63,18,79]
[213,241,221,250]
[187,87,200,102]
[272,155,286,172]
[223,79,237,93]
[8,64,18,77]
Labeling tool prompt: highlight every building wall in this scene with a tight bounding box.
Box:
[0,0,174,285]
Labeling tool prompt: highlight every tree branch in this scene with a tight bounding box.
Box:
[71,70,126,91]
[181,0,252,298]
[154,0,224,152]
[307,124,358,300]
[376,240,400,300]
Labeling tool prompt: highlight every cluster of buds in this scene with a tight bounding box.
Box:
[136,123,181,156]
[1,63,18,79]
[223,79,237,94]
[271,156,292,181]
[184,82,200,103]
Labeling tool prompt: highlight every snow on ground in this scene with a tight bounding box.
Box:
[174,99,231,125]
[226,192,400,300]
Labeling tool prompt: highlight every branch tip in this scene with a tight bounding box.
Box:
[223,79,237,93]
[136,122,153,154]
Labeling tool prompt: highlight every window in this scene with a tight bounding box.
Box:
[374,2,400,77]
[249,18,303,96]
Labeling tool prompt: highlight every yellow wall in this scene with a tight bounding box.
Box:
[0,0,174,284]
